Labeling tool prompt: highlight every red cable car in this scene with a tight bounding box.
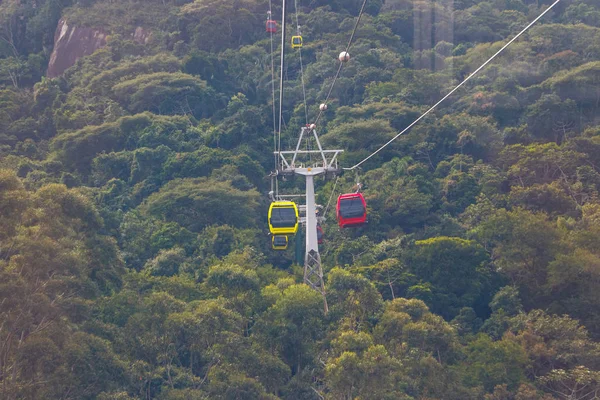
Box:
[336,193,367,228]
[266,20,277,33]
[317,225,324,244]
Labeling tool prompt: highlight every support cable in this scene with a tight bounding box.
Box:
[299,51,309,125]
[313,0,369,126]
[294,0,309,125]
[343,0,562,171]
[277,0,287,162]
[268,1,278,178]
[323,175,339,218]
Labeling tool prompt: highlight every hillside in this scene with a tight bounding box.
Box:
[1,0,600,398]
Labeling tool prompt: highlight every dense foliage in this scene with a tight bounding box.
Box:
[1,0,600,398]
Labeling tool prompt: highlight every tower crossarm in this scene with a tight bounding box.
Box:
[276,150,343,172]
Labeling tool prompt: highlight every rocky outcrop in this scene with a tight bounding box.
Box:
[47,18,107,78]
[133,27,152,45]
[47,19,153,78]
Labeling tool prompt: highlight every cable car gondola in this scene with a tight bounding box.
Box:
[268,201,299,235]
[336,193,367,228]
[317,225,324,244]
[291,36,303,49]
[266,19,277,33]
[272,235,288,250]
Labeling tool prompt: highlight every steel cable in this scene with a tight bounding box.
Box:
[313,0,369,126]
[343,0,562,171]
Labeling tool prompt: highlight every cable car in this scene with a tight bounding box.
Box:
[336,193,367,228]
[268,201,299,235]
[272,235,288,250]
[266,20,277,33]
[317,225,324,244]
[291,36,303,49]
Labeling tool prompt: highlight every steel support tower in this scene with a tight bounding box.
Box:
[276,126,343,313]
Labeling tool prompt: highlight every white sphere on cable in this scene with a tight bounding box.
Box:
[338,51,350,62]
[319,103,327,111]
[309,123,316,130]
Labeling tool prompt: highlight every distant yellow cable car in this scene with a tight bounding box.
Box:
[272,235,289,250]
[268,201,299,235]
[291,35,303,49]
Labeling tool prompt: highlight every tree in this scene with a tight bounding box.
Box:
[325,344,409,399]
[144,247,188,277]
[143,177,260,232]
[454,3,513,43]
[62,332,128,399]
[0,169,28,241]
[112,72,223,118]
[508,182,579,217]
[497,143,586,188]
[510,310,600,378]
[205,263,260,297]
[525,94,578,143]
[452,307,483,336]
[88,54,181,96]
[546,227,600,336]
[471,208,563,309]
[179,0,263,52]
[374,298,458,362]
[563,2,600,27]
[538,366,600,400]
[322,119,396,166]
[255,285,325,374]
[52,113,175,174]
[459,333,528,393]
[373,298,470,398]
[204,262,261,321]
[440,170,481,214]
[166,298,243,371]
[548,61,600,110]
[0,56,25,88]
[326,267,384,328]
[404,236,494,319]
[489,286,523,315]
[363,158,435,231]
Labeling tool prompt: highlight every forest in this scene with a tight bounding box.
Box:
[1,0,600,398]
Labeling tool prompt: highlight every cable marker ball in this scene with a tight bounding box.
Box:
[319,103,327,111]
[338,51,350,62]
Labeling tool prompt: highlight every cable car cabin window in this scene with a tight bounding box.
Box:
[272,235,288,249]
[339,198,366,218]
[273,236,287,246]
[270,207,297,227]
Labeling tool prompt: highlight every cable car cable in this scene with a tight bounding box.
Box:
[342,0,562,171]
[293,0,309,125]
[299,50,308,124]
[268,2,278,179]
[313,0,369,126]
[323,175,339,218]
[277,0,287,164]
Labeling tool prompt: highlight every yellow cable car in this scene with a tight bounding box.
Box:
[291,35,303,49]
[268,201,299,235]
[272,235,288,250]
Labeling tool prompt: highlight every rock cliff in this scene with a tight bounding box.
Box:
[47,19,151,78]
[47,18,107,78]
